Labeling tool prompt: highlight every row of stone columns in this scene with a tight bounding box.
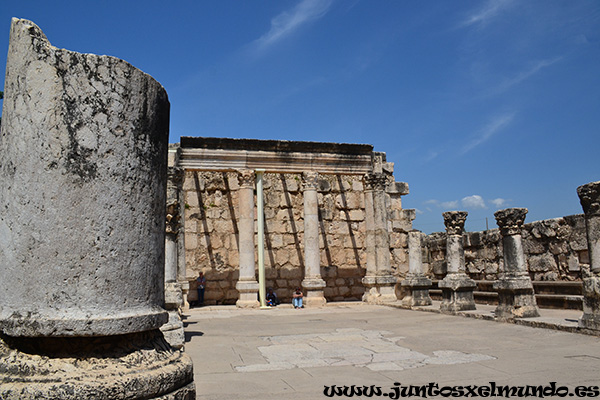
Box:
[402,183,600,331]
[402,208,541,319]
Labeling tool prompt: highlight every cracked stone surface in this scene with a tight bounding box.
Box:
[234,328,494,372]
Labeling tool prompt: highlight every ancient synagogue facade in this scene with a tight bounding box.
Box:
[169,137,415,305]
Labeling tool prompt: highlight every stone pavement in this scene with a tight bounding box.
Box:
[183,303,600,400]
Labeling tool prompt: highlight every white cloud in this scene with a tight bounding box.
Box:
[414,208,425,215]
[461,112,515,155]
[441,201,459,209]
[462,195,487,209]
[252,0,334,52]
[490,198,507,208]
[494,57,562,94]
[461,0,514,28]
[424,199,439,206]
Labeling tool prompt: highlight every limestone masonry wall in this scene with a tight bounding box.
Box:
[424,214,588,282]
[183,170,411,304]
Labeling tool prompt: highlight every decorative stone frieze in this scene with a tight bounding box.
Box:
[0,19,194,398]
[401,231,432,307]
[493,208,540,319]
[577,181,600,330]
[439,211,476,312]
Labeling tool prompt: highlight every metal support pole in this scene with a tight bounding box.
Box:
[256,169,267,308]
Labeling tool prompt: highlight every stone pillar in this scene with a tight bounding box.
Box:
[362,173,397,303]
[235,169,260,308]
[0,19,194,399]
[301,171,327,307]
[439,211,476,312]
[160,166,185,349]
[577,181,600,330]
[401,230,432,307]
[362,174,378,302]
[493,208,540,319]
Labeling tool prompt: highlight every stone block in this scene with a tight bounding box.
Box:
[185,233,198,250]
[386,181,409,195]
[568,254,581,272]
[528,253,557,272]
[352,180,364,191]
[280,265,303,279]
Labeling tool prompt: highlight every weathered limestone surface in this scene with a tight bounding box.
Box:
[438,211,476,312]
[0,18,169,336]
[577,181,600,330]
[401,230,432,307]
[493,208,540,319]
[0,19,194,399]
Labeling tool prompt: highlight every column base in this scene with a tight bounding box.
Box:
[235,280,260,308]
[580,274,600,330]
[0,330,195,400]
[302,278,327,307]
[493,275,540,319]
[361,275,398,304]
[439,273,476,312]
[401,274,432,307]
[159,310,185,350]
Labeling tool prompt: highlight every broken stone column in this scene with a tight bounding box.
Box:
[0,19,194,399]
[236,169,260,308]
[493,208,540,319]
[439,211,476,312]
[160,166,185,349]
[362,172,397,303]
[577,181,600,330]
[301,171,327,307]
[401,230,432,307]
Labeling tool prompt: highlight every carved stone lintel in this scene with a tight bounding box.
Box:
[237,169,255,189]
[495,208,528,236]
[363,172,387,192]
[442,211,468,236]
[302,171,319,191]
[578,181,600,217]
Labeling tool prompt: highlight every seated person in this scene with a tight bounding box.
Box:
[292,287,303,309]
[266,288,280,306]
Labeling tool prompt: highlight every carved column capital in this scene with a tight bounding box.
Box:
[237,169,255,189]
[302,171,319,191]
[167,166,184,186]
[442,211,468,235]
[363,173,387,192]
[578,181,600,217]
[495,208,528,236]
[166,201,180,235]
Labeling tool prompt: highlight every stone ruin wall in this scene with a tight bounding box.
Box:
[182,169,412,304]
[423,214,588,282]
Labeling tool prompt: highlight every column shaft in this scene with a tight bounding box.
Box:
[493,208,539,319]
[401,231,432,307]
[236,169,259,308]
[301,172,326,307]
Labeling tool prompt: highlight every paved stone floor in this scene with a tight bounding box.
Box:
[183,303,600,400]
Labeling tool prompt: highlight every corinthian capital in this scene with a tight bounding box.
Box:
[302,171,319,191]
[442,211,468,235]
[237,169,255,189]
[577,181,600,217]
[363,173,387,191]
[495,208,527,236]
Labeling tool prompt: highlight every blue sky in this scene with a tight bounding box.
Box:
[1,1,599,233]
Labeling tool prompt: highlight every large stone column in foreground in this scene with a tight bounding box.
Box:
[439,211,476,312]
[493,208,539,319]
[236,169,260,308]
[401,230,432,307]
[301,171,327,307]
[0,19,194,399]
[577,181,600,330]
